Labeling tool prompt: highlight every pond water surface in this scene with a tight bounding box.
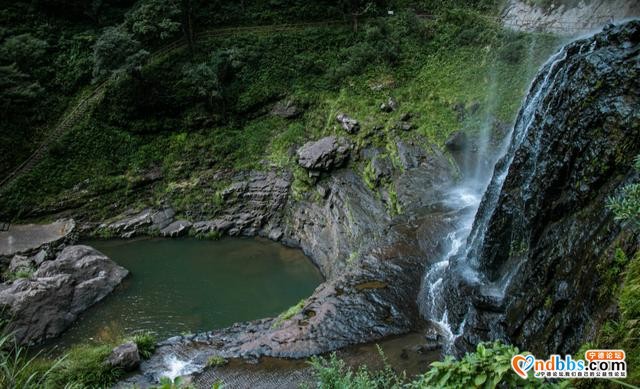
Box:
[50,237,322,349]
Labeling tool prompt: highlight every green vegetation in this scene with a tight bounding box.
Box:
[272,299,306,328]
[608,155,640,228]
[206,355,229,368]
[580,250,640,387]
[131,331,157,359]
[309,345,405,388]
[0,0,560,222]
[308,342,567,388]
[0,323,158,388]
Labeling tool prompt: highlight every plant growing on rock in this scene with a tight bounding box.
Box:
[130,331,157,359]
[607,155,640,228]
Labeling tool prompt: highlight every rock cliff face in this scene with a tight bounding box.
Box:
[444,21,640,356]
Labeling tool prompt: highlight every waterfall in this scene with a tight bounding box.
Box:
[418,38,579,347]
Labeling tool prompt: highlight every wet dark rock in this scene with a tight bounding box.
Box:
[296,136,352,173]
[272,100,303,119]
[107,342,141,372]
[445,21,640,357]
[336,114,360,134]
[445,131,468,152]
[0,245,128,345]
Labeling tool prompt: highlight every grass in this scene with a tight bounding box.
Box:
[272,299,306,328]
[0,325,158,388]
[206,355,228,368]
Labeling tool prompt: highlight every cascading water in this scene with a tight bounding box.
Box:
[418,37,578,348]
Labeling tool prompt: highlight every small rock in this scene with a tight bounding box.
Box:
[399,112,412,121]
[380,97,398,113]
[160,220,192,237]
[106,342,140,372]
[336,113,360,134]
[268,228,284,241]
[272,100,303,119]
[31,250,48,267]
[396,122,413,131]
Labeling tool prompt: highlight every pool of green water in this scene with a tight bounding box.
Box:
[50,237,322,348]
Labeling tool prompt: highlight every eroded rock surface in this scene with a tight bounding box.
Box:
[0,245,128,345]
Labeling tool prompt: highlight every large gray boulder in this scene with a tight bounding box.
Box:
[296,136,352,173]
[0,245,128,345]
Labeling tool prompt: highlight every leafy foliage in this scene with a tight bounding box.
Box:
[308,346,405,388]
[309,342,568,389]
[131,331,157,359]
[607,155,640,228]
[93,26,149,81]
[125,0,182,42]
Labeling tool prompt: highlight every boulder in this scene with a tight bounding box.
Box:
[106,342,141,371]
[0,245,128,345]
[336,114,360,134]
[297,136,352,172]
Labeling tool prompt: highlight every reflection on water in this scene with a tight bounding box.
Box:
[48,237,322,350]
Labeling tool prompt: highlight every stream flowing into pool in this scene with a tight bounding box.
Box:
[46,237,322,350]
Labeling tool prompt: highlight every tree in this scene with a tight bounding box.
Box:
[0,34,48,70]
[180,49,243,116]
[0,64,43,116]
[92,26,149,81]
[124,0,182,43]
[339,0,378,32]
